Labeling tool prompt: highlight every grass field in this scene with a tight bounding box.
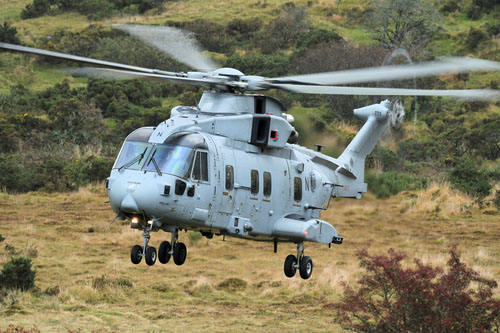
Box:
[0,183,498,331]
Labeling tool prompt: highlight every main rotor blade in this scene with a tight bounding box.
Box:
[268,84,500,101]
[115,25,219,72]
[0,42,177,75]
[70,67,230,90]
[269,57,500,86]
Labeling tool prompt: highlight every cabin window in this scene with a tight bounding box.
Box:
[251,170,259,195]
[263,172,272,196]
[294,177,302,202]
[192,151,209,182]
[226,165,234,190]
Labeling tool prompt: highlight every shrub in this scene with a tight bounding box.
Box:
[259,2,310,52]
[398,138,441,162]
[448,157,491,199]
[494,191,500,210]
[337,247,500,332]
[20,0,51,19]
[296,29,343,49]
[187,231,202,246]
[366,171,426,199]
[0,257,36,291]
[217,278,247,291]
[466,5,482,19]
[466,27,488,50]
[0,22,20,44]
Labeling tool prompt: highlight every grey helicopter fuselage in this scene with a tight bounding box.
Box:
[108,91,389,247]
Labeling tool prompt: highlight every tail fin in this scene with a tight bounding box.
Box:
[338,100,390,182]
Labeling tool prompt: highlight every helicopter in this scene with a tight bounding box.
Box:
[1,25,499,279]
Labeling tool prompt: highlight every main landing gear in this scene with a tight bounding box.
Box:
[284,242,313,280]
[130,228,187,266]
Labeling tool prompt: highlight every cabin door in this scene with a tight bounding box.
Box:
[219,147,235,214]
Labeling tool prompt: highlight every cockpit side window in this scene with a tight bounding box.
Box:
[143,145,194,178]
[192,150,209,182]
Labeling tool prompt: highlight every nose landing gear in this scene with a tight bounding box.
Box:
[130,229,157,266]
[283,242,313,280]
[130,227,187,266]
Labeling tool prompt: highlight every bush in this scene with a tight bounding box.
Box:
[0,257,36,291]
[466,27,488,50]
[337,247,500,332]
[0,22,20,44]
[20,0,51,19]
[448,157,491,199]
[366,171,427,199]
[398,138,441,162]
[494,191,500,210]
[296,29,343,49]
[259,2,310,52]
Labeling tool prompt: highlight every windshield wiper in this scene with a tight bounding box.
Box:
[119,147,148,171]
[146,149,162,176]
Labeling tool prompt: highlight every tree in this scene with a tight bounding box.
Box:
[260,2,311,53]
[337,247,500,332]
[367,0,439,53]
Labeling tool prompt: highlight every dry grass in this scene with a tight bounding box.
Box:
[0,183,498,331]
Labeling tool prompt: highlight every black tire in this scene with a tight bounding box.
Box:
[284,254,297,278]
[173,242,187,266]
[158,241,171,264]
[131,245,142,265]
[145,246,157,266]
[299,256,313,280]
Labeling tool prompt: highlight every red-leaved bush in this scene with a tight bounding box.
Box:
[336,247,500,332]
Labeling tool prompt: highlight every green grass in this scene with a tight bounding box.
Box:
[0,0,31,22]
[0,54,88,93]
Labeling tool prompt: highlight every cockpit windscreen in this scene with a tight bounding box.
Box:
[113,141,152,170]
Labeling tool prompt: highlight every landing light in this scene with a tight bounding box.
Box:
[131,217,139,224]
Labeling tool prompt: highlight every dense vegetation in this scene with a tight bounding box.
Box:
[337,247,500,331]
[0,0,499,205]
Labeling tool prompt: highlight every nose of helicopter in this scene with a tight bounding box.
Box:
[108,172,164,219]
[120,194,140,213]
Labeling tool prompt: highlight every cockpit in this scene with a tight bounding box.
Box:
[113,128,209,180]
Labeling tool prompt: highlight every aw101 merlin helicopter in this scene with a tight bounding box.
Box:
[2,25,499,279]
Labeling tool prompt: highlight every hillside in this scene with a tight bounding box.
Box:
[0,0,499,200]
[0,0,499,330]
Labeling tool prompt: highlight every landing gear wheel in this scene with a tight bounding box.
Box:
[284,255,297,278]
[131,245,142,265]
[158,241,171,264]
[145,246,157,266]
[173,242,187,266]
[299,256,313,280]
